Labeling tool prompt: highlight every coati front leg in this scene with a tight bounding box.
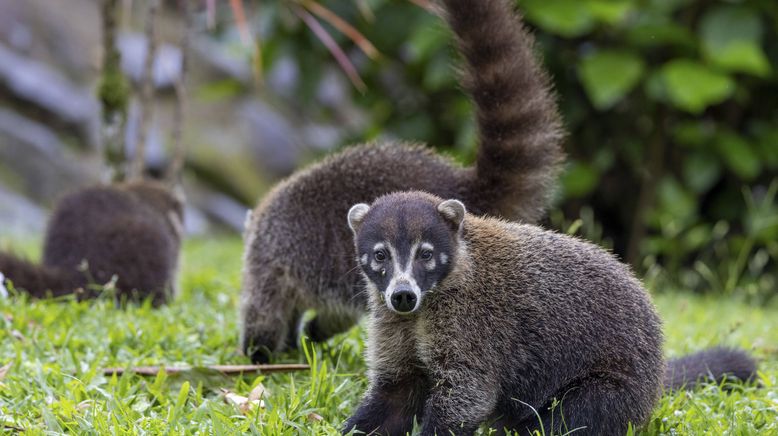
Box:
[343,375,429,435]
[420,373,499,436]
[239,267,300,363]
[344,315,428,435]
[304,307,360,343]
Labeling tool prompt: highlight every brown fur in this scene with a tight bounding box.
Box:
[240,0,565,363]
[344,192,756,435]
[0,180,183,305]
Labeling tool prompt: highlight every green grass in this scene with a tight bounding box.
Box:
[1,237,776,434]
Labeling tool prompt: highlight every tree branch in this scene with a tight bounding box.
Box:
[167,0,193,183]
[98,0,130,180]
[131,0,159,180]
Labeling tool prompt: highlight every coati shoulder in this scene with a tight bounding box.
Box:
[0,180,184,305]
[343,191,757,435]
[240,0,566,363]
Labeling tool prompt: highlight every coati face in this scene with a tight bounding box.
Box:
[348,192,465,315]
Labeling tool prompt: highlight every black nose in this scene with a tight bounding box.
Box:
[390,290,417,313]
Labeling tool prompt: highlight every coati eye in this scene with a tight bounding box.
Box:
[419,249,433,261]
[374,250,387,262]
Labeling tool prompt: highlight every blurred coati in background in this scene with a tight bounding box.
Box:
[240,0,566,363]
[344,191,757,435]
[0,180,183,305]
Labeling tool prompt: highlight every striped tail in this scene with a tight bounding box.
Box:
[441,0,565,223]
[664,347,757,391]
[0,251,81,298]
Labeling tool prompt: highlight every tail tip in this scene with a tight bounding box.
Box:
[665,346,759,391]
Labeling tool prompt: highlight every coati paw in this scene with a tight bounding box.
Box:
[244,344,273,364]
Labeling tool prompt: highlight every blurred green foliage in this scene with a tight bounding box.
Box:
[241,0,778,300]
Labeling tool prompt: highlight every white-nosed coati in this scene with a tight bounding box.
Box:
[0,180,183,305]
[344,191,757,435]
[240,0,565,363]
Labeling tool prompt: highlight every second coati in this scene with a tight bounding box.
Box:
[240,0,565,363]
[0,180,184,305]
[344,191,757,435]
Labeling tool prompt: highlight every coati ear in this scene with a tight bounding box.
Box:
[437,199,466,232]
[347,203,371,233]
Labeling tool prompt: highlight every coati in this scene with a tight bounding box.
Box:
[240,0,565,363]
[344,191,757,435]
[0,180,184,305]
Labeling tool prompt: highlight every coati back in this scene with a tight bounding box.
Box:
[240,0,565,363]
[344,192,757,435]
[0,180,184,305]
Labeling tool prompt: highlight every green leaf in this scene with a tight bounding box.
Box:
[406,20,449,63]
[683,152,721,193]
[562,161,600,198]
[587,0,632,25]
[672,120,715,148]
[579,50,645,109]
[700,6,771,77]
[715,131,761,180]
[423,52,457,91]
[660,60,735,113]
[657,176,697,225]
[627,19,696,48]
[647,0,693,14]
[521,0,595,37]
[709,41,772,78]
[754,126,778,168]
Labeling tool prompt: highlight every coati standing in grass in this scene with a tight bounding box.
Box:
[344,191,757,435]
[0,180,184,305]
[240,0,565,363]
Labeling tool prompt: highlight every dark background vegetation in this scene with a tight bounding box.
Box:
[0,0,776,301]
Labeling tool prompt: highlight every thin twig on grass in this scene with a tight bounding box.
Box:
[102,363,310,376]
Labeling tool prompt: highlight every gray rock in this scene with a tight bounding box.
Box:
[118,33,183,89]
[0,184,48,238]
[240,100,303,177]
[301,123,344,152]
[183,204,210,236]
[124,99,167,169]
[0,42,100,148]
[203,194,247,233]
[316,67,349,108]
[0,0,99,81]
[0,108,99,204]
[267,55,300,97]
[192,36,252,83]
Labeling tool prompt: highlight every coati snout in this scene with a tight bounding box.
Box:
[347,194,465,314]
